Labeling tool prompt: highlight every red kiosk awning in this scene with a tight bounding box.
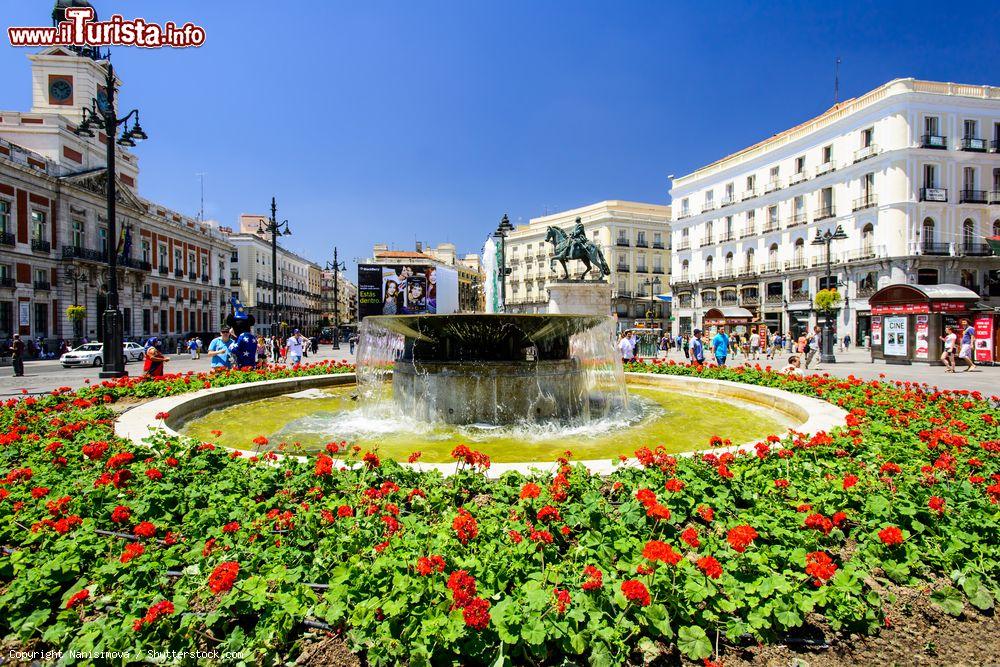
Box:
[868,284,980,315]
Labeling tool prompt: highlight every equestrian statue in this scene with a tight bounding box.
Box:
[544,217,611,281]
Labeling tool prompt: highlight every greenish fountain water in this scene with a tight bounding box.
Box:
[180,384,793,463]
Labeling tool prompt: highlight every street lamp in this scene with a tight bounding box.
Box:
[493,214,514,312]
[325,247,346,349]
[64,267,89,342]
[811,224,848,363]
[256,197,291,338]
[73,62,148,378]
[641,276,662,321]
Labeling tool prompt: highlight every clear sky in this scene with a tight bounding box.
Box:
[2,1,998,271]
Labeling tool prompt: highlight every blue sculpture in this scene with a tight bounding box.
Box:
[225,296,258,368]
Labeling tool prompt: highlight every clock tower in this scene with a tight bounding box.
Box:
[28,45,118,125]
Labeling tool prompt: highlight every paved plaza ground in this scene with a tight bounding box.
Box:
[1,343,995,397]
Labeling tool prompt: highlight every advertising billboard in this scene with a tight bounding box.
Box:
[358,264,459,319]
[884,316,907,356]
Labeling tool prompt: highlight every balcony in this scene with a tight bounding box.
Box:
[652,267,664,274]
[703,200,717,212]
[741,189,759,201]
[677,210,691,220]
[813,205,835,221]
[174,269,184,278]
[854,144,879,162]
[920,187,947,202]
[717,269,735,280]
[616,264,630,273]
[992,139,1000,153]
[959,189,988,204]
[676,241,690,251]
[701,293,718,305]
[720,195,736,207]
[31,239,51,253]
[960,137,988,152]
[737,265,757,277]
[0,232,14,246]
[616,239,630,247]
[815,161,837,176]
[63,245,106,262]
[218,276,227,285]
[635,239,649,248]
[920,242,951,256]
[787,213,808,227]
[784,259,807,271]
[720,294,738,305]
[33,280,51,291]
[699,237,714,248]
[652,242,664,249]
[741,295,760,307]
[636,265,649,274]
[188,271,197,280]
[142,291,152,300]
[740,227,756,238]
[0,277,15,288]
[852,194,878,211]
[789,291,811,302]
[764,179,782,193]
[856,286,877,299]
[921,134,947,149]
[674,274,692,285]
[158,265,168,275]
[765,293,784,305]
[119,256,152,271]
[175,295,183,303]
[159,293,169,302]
[960,243,993,256]
[699,271,715,281]
[201,274,210,283]
[762,222,780,233]
[990,190,1000,204]
[788,172,807,186]
[719,233,734,243]
[760,262,780,274]
[841,246,884,262]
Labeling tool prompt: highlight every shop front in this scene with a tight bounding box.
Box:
[703,307,756,336]
[868,284,986,365]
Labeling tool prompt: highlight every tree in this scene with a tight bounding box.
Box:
[814,289,842,313]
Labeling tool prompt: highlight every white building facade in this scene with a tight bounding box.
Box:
[669,78,1000,342]
[503,201,671,329]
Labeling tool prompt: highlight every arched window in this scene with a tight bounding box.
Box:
[922,218,935,251]
[705,221,714,243]
[681,259,689,279]
[963,219,975,250]
[767,243,778,271]
[862,223,874,255]
[724,252,734,271]
[793,238,804,261]
[705,255,714,277]
[745,247,755,271]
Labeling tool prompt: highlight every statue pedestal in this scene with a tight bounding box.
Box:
[546,280,612,316]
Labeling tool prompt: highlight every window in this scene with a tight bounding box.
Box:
[794,156,805,174]
[744,248,754,269]
[747,209,755,225]
[917,268,939,285]
[768,205,778,226]
[923,164,937,188]
[964,119,979,139]
[746,174,756,191]
[142,309,151,334]
[705,221,713,242]
[680,259,689,277]
[861,127,873,147]
[123,307,131,334]
[159,244,168,266]
[140,239,150,262]
[862,223,874,254]
[963,167,976,191]
[794,196,804,217]
[863,172,875,198]
[175,310,182,332]
[768,243,778,267]
[616,230,627,243]
[680,198,689,216]
[769,166,779,182]
[704,190,714,206]
[922,218,935,249]
[653,255,662,271]
[34,303,48,336]
[724,216,733,238]
[98,227,107,253]
[820,187,834,212]
[636,231,646,246]
[994,168,1000,192]
[0,200,10,234]
[822,145,833,164]
[963,219,975,248]
[925,116,939,136]
[0,264,10,279]
[793,238,804,261]
[705,256,714,273]
[653,232,662,247]
[201,256,209,275]
[187,252,196,271]
[724,182,734,201]
[71,219,84,247]
[31,210,46,241]
[174,249,183,268]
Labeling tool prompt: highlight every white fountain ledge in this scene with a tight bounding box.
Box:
[115,371,846,478]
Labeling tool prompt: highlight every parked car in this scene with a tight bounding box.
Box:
[60,342,146,368]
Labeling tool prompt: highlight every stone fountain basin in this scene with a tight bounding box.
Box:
[116,372,845,477]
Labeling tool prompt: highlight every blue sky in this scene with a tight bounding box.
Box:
[2,1,998,271]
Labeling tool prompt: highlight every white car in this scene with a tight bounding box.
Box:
[60,342,145,368]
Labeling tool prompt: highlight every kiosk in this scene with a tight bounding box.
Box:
[703,307,758,336]
[867,284,984,365]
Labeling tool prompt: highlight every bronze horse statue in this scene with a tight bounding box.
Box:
[544,225,611,281]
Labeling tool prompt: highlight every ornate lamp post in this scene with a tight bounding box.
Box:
[256,197,291,337]
[73,62,148,378]
[64,267,89,342]
[325,247,346,349]
[811,224,848,363]
[493,214,514,312]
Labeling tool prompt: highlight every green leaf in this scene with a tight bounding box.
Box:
[961,576,995,611]
[677,625,713,661]
[930,586,964,617]
[642,603,673,638]
[521,617,546,645]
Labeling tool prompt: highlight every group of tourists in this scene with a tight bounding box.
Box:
[938,319,978,373]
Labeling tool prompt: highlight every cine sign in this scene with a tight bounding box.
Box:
[883,316,907,356]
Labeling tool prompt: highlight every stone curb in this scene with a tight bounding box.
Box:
[115,372,846,478]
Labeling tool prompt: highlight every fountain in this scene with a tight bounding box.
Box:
[356,314,627,425]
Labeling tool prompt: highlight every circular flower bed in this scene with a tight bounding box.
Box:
[0,360,997,665]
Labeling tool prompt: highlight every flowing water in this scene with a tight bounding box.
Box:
[180,384,794,463]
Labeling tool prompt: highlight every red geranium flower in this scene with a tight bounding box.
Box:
[697,555,723,579]
[452,508,478,544]
[552,588,571,614]
[208,561,239,595]
[66,589,90,609]
[221,521,240,534]
[133,600,174,631]
[878,525,904,546]
[120,542,145,563]
[520,482,541,500]
[133,521,156,538]
[642,540,682,565]
[462,597,491,630]
[447,570,477,608]
[680,527,701,548]
[621,579,651,606]
[416,554,446,576]
[111,505,132,523]
[726,525,759,553]
[581,565,603,590]
[928,496,945,514]
[805,551,838,586]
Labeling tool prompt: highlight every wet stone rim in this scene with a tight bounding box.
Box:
[115,372,847,477]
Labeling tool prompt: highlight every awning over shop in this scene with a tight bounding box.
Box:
[703,306,754,326]
[868,283,980,315]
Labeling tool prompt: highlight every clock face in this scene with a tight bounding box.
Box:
[96,89,110,113]
[49,79,72,102]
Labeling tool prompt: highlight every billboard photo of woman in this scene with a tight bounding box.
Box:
[402,274,427,314]
[426,267,437,313]
[383,279,400,314]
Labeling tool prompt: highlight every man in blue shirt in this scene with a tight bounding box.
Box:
[206,327,233,370]
[711,329,730,366]
[689,329,705,365]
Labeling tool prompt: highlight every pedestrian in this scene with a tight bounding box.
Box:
[939,326,957,373]
[256,337,267,365]
[781,355,804,377]
[196,337,203,358]
[675,333,683,353]
[618,332,634,363]
[349,333,358,355]
[689,329,705,366]
[843,334,851,350]
[711,329,729,366]
[749,330,760,360]
[658,334,670,359]
[805,325,821,369]
[9,334,25,377]
[188,337,198,360]
[59,340,69,356]
[207,327,234,370]
[142,337,168,377]
[287,329,305,365]
[682,334,690,360]
[957,319,976,372]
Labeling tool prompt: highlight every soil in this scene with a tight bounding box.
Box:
[295,632,361,667]
[719,582,1000,667]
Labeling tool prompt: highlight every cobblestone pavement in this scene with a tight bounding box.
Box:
[2,343,996,397]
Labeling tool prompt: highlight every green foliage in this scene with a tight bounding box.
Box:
[814,289,843,313]
[0,361,997,664]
